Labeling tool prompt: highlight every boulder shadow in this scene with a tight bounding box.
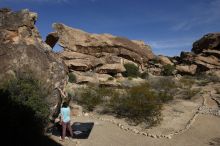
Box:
[72,122,94,139]
[51,122,94,139]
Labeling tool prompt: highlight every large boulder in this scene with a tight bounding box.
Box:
[158,55,174,65]
[73,71,112,84]
[194,55,220,70]
[177,33,220,74]
[176,64,197,75]
[179,52,195,64]
[59,51,104,71]
[0,8,67,119]
[192,33,220,54]
[46,23,154,73]
[96,64,126,74]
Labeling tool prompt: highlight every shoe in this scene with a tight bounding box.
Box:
[59,136,64,142]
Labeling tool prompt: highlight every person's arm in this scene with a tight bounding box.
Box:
[57,87,67,98]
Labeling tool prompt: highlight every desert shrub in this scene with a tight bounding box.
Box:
[175,76,200,100]
[158,92,173,103]
[64,83,75,99]
[179,76,195,88]
[162,64,175,76]
[5,75,49,124]
[0,74,52,145]
[149,58,160,64]
[149,77,177,95]
[140,71,149,79]
[109,83,162,127]
[77,87,101,111]
[108,77,114,81]
[68,72,77,83]
[122,63,140,78]
[77,86,118,111]
[197,73,220,85]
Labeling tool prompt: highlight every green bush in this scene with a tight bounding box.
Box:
[149,77,177,96]
[179,76,195,88]
[197,73,220,85]
[149,58,160,64]
[122,63,140,78]
[76,82,174,127]
[140,71,149,79]
[4,75,50,124]
[162,64,175,76]
[109,83,162,127]
[158,92,173,103]
[77,86,116,111]
[108,77,114,81]
[0,74,51,145]
[68,72,77,83]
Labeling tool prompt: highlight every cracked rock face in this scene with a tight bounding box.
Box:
[177,33,220,74]
[192,33,220,54]
[0,8,67,119]
[47,23,154,74]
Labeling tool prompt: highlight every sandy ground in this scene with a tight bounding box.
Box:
[50,114,220,146]
[50,83,220,146]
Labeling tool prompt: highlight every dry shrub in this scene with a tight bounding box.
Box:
[109,83,162,127]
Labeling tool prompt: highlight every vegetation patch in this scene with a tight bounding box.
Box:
[162,64,175,76]
[140,71,149,79]
[109,83,162,127]
[77,82,171,127]
[68,72,77,83]
[108,77,114,81]
[122,63,140,78]
[0,73,51,145]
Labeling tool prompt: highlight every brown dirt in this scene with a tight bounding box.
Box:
[50,115,220,146]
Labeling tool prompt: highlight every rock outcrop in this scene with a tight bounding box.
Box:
[176,64,197,75]
[0,8,67,119]
[46,23,154,75]
[176,33,220,74]
[192,33,220,54]
[158,55,174,66]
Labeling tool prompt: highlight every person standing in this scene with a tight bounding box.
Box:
[58,88,73,141]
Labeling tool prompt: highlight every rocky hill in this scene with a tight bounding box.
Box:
[45,23,155,83]
[1,7,220,107]
[0,8,67,119]
[175,33,220,75]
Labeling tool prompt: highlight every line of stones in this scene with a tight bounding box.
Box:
[84,94,208,139]
[199,93,220,116]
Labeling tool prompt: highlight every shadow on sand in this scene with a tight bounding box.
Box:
[52,122,94,139]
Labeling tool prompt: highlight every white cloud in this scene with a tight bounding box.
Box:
[148,37,195,50]
[171,0,220,31]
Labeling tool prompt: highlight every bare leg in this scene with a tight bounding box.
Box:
[67,121,73,137]
[62,122,67,140]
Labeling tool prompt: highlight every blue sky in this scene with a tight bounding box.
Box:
[1,0,220,56]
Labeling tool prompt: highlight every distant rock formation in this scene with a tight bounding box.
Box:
[176,33,220,75]
[46,23,154,77]
[192,33,220,54]
[0,8,67,119]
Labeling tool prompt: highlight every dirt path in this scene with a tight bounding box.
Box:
[50,83,220,146]
[50,114,220,146]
